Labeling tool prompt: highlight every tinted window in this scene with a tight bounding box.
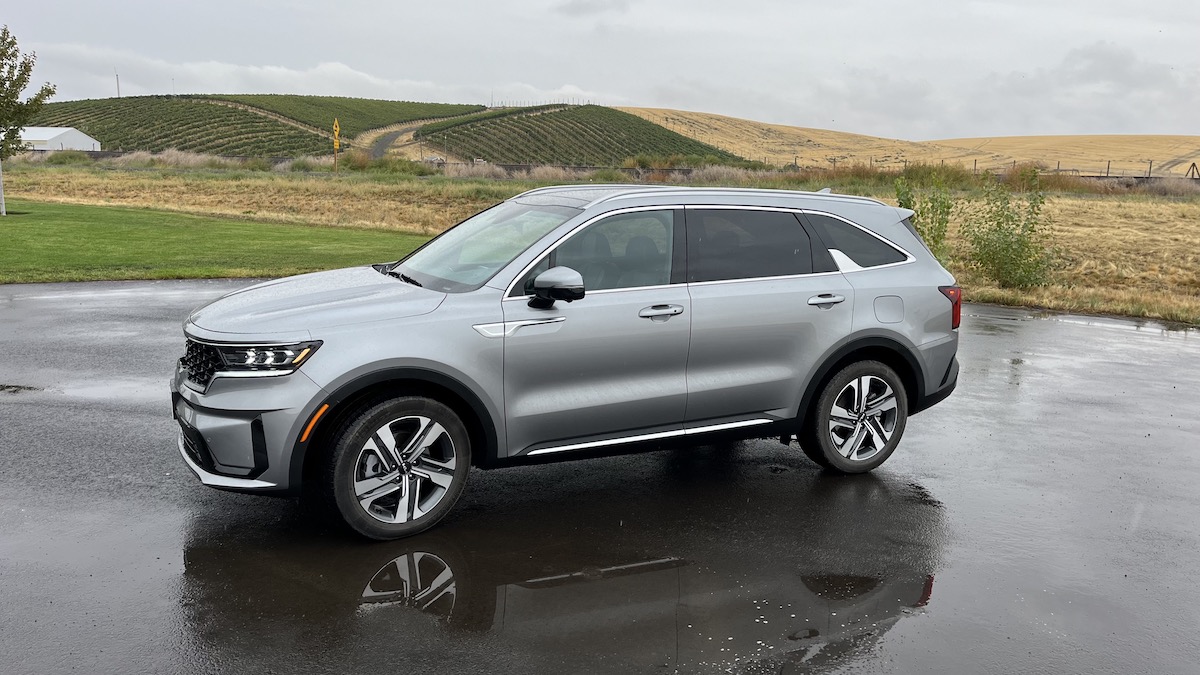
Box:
[688,209,813,282]
[807,214,907,268]
[515,210,675,294]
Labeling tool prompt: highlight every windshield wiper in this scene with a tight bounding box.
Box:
[386,269,423,287]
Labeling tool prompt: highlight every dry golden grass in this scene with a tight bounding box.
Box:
[5,169,515,235]
[7,166,1199,323]
[619,107,1009,170]
[619,107,1200,178]
[935,135,1200,177]
[943,196,1200,324]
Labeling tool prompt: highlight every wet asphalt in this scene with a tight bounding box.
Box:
[1,280,1198,674]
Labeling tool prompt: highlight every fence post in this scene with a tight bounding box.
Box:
[1147,160,1153,177]
[1106,160,1111,177]
[973,159,977,175]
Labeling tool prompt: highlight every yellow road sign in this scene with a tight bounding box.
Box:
[333,118,340,137]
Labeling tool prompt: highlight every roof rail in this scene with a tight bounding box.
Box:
[510,184,649,200]
[589,186,886,208]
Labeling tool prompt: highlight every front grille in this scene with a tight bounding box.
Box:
[180,339,222,387]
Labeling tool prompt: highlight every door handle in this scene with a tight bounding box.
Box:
[808,294,846,307]
[639,304,685,320]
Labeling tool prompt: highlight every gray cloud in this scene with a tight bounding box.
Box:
[9,1,1199,138]
[554,0,631,16]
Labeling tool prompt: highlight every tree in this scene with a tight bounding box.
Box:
[1,25,57,215]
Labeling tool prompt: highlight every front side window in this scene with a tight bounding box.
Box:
[395,201,579,293]
[515,210,676,294]
[807,213,907,269]
[687,209,813,282]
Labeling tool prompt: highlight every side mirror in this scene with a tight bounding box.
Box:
[528,266,585,309]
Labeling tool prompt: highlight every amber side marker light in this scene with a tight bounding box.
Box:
[300,404,330,443]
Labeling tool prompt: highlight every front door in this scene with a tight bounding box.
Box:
[502,208,690,456]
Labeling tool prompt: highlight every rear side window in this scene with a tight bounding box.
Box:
[688,209,813,282]
[806,213,907,269]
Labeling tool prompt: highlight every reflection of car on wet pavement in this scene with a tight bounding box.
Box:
[360,545,932,671]
[181,455,945,672]
[171,185,961,540]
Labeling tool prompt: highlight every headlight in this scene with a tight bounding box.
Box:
[213,340,322,374]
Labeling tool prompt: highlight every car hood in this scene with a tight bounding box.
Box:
[187,267,446,337]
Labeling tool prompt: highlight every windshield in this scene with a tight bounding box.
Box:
[393,201,579,293]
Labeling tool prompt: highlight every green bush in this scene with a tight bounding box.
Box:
[960,171,1058,288]
[43,150,93,165]
[896,177,956,264]
[588,168,628,182]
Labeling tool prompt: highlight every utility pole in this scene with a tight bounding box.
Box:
[1,157,7,216]
[115,68,121,98]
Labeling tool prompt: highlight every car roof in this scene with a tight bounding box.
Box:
[511,184,889,211]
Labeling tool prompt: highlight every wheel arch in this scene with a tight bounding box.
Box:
[290,367,501,491]
[795,335,925,428]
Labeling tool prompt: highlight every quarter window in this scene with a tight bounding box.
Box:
[806,214,907,269]
[687,209,813,282]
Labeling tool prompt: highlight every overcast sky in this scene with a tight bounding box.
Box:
[7,1,1198,139]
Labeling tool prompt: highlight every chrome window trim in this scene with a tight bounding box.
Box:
[501,283,676,302]
[685,270,843,288]
[503,205,684,298]
[525,418,773,456]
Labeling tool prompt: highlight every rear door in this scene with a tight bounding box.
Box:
[502,208,691,455]
[683,207,854,424]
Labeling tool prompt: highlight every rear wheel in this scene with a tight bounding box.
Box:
[325,397,471,540]
[801,361,908,473]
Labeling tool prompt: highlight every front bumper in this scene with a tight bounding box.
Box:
[170,362,327,494]
[176,432,278,491]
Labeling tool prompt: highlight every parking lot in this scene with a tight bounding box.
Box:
[1,280,1198,674]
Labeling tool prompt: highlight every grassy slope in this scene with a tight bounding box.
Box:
[620,107,1200,176]
[32,97,330,157]
[430,105,738,164]
[0,199,427,283]
[208,95,485,137]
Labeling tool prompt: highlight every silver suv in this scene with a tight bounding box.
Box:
[171,185,960,539]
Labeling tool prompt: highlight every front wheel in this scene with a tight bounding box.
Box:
[801,361,908,473]
[325,397,471,540]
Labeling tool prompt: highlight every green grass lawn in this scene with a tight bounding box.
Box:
[0,200,429,284]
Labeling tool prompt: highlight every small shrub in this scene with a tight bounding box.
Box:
[895,177,956,264]
[344,149,372,171]
[43,150,93,165]
[442,162,509,179]
[588,168,628,183]
[960,171,1058,288]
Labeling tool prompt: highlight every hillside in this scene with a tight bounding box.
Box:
[206,95,484,138]
[418,105,738,165]
[933,135,1200,177]
[32,97,331,156]
[620,107,1200,176]
[30,96,486,157]
[619,107,1004,170]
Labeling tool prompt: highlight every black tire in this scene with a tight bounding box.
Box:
[800,360,908,473]
[324,396,471,540]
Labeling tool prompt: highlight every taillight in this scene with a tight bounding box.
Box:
[939,285,962,329]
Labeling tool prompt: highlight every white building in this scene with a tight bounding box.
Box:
[20,127,102,152]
